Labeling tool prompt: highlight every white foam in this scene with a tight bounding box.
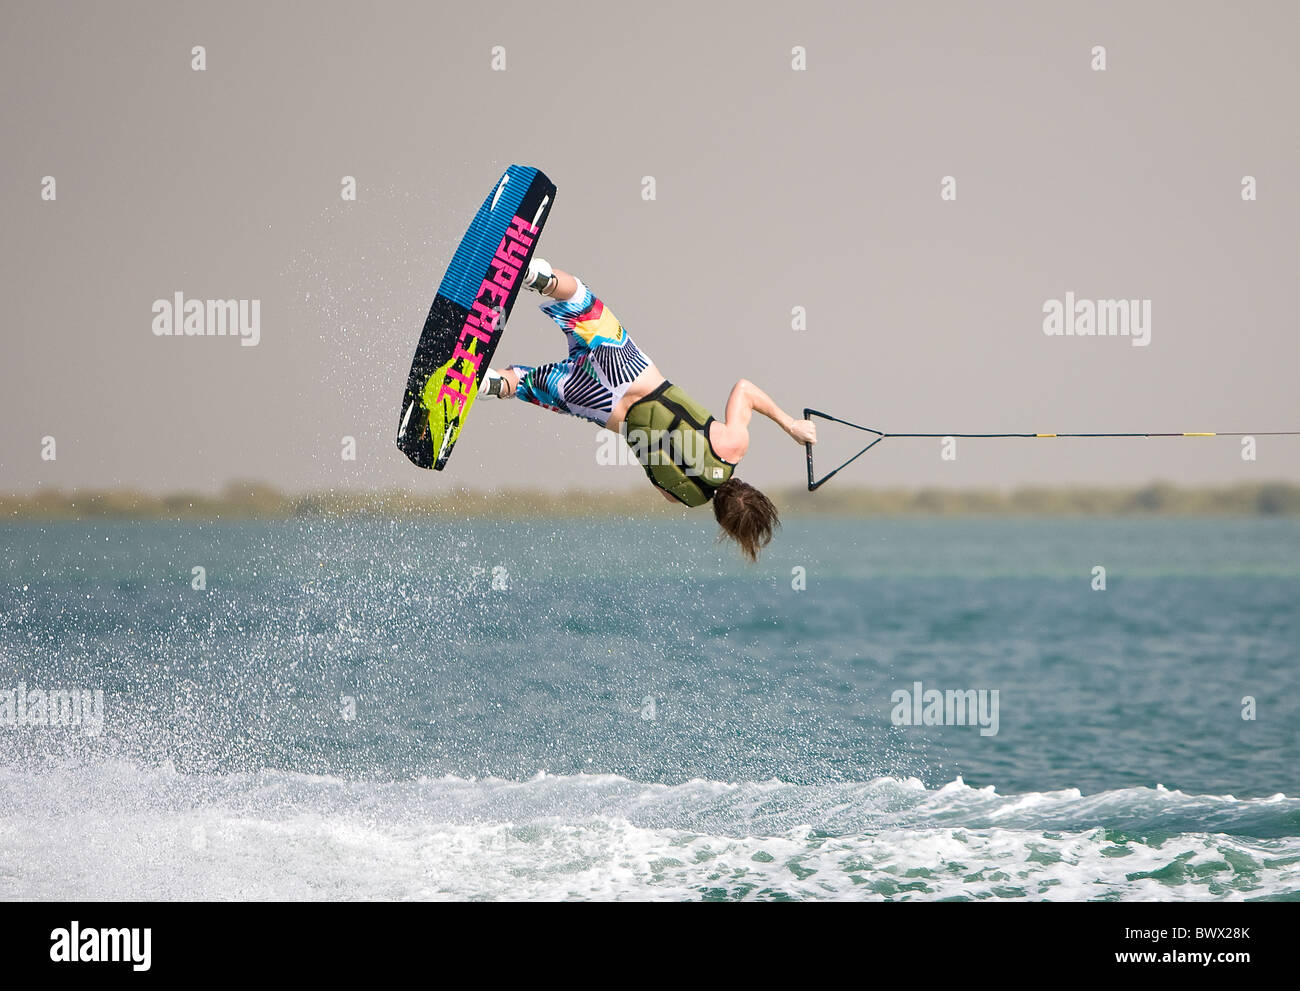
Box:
[1,765,1296,901]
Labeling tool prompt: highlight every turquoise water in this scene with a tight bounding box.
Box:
[1,517,1298,900]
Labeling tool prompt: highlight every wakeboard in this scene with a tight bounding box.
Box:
[396,165,556,470]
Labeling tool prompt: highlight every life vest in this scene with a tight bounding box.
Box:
[623,381,735,507]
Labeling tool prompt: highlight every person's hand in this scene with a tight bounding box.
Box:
[788,419,817,445]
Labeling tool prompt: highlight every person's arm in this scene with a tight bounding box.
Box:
[712,379,817,460]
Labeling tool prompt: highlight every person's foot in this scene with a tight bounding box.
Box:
[523,257,557,295]
[480,368,510,398]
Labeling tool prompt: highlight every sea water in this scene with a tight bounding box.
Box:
[1,516,1297,900]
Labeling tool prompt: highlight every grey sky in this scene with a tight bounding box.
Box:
[3,0,1298,496]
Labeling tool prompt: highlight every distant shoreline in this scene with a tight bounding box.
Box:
[3,482,1299,520]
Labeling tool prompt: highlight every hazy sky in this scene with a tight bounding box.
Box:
[3,0,1298,496]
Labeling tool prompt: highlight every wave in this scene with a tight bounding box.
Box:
[2,764,1297,901]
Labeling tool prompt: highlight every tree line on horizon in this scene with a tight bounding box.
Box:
[3,481,1300,520]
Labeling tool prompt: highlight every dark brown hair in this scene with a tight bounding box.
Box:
[712,478,780,563]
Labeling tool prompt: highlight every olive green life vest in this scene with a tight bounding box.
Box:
[624,382,735,507]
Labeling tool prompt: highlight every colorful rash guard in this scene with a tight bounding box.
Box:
[509,280,651,426]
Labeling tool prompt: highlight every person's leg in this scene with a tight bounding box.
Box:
[498,366,521,397]
[533,265,631,359]
[523,258,579,301]
[484,261,603,394]
[547,268,580,300]
[482,258,581,399]
[538,266,579,301]
[483,260,640,418]
[509,358,578,415]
